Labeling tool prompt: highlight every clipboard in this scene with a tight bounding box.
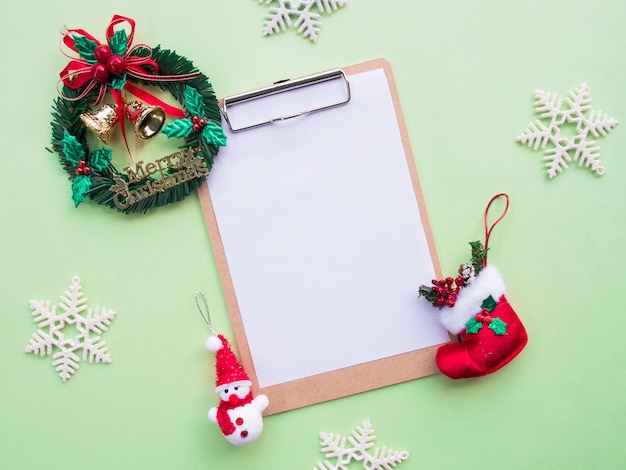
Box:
[198,58,450,415]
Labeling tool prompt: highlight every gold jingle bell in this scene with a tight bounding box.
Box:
[79,104,120,144]
[125,101,165,140]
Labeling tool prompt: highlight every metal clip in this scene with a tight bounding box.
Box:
[221,68,351,132]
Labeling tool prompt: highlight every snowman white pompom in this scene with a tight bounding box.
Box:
[205,335,223,352]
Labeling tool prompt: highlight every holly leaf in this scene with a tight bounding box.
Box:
[72,34,98,63]
[465,317,483,334]
[183,86,206,117]
[488,318,507,336]
[202,121,227,147]
[109,29,128,56]
[162,119,194,138]
[71,175,92,207]
[111,74,127,90]
[481,295,497,312]
[89,147,112,172]
[61,131,85,166]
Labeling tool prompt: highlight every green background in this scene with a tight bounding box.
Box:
[1,1,625,469]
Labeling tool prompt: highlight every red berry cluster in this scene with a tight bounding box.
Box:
[191,115,207,132]
[75,160,92,176]
[475,308,492,325]
[90,44,127,84]
[430,276,466,307]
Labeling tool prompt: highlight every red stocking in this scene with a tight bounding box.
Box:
[436,266,527,379]
[419,194,528,379]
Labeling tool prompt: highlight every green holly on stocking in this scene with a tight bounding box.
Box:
[465,295,507,335]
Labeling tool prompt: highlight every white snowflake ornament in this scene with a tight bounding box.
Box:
[256,0,347,42]
[25,276,116,382]
[315,420,409,470]
[517,83,618,178]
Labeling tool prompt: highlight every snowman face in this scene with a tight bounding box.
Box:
[216,381,252,403]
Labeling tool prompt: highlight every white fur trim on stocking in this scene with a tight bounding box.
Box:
[439,265,506,334]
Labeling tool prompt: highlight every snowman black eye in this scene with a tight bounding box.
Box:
[224,389,228,394]
[234,387,239,391]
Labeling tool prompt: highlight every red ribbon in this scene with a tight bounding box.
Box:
[58,15,197,154]
[483,193,510,267]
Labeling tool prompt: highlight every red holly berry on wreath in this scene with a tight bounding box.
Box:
[419,193,528,379]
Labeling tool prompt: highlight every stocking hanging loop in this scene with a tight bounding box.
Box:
[195,291,217,335]
[483,193,510,267]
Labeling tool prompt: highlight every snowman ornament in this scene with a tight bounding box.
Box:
[206,334,269,446]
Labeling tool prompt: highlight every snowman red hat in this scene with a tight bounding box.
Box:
[205,334,252,392]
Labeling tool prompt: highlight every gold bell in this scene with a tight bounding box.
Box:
[125,101,165,140]
[79,104,120,144]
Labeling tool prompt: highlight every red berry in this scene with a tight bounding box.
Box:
[107,55,126,75]
[455,276,465,286]
[94,44,112,64]
[91,63,109,83]
[192,116,200,124]
[199,118,206,127]
[436,297,446,306]
[192,124,200,132]
[446,297,456,307]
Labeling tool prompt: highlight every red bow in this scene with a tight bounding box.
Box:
[58,15,198,154]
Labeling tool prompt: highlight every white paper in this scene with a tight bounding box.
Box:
[207,68,450,388]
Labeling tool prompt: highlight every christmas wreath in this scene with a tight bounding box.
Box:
[50,15,226,214]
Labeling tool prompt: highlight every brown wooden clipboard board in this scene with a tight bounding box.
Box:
[198,58,449,415]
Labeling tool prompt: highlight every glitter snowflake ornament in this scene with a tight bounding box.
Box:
[315,420,409,470]
[25,276,116,381]
[517,83,618,178]
[256,0,347,42]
